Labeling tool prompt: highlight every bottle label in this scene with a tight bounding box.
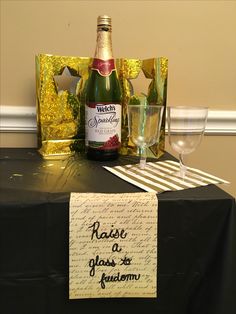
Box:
[85,102,121,150]
[91,59,116,76]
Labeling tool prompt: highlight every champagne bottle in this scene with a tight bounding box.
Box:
[85,15,121,161]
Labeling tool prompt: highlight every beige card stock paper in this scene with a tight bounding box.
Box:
[69,192,158,299]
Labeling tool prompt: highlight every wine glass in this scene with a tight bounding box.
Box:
[128,98,164,169]
[167,106,208,179]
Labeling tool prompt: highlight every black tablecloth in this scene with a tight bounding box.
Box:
[0,148,235,314]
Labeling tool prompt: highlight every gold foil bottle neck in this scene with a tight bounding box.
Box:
[95,15,113,60]
[97,15,112,27]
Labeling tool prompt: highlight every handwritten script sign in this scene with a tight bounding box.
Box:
[69,192,158,299]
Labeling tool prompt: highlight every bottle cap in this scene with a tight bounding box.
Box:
[97,15,112,27]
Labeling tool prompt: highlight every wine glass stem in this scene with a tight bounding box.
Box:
[179,153,187,178]
[139,147,147,169]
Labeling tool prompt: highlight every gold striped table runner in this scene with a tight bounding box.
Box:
[104,160,229,193]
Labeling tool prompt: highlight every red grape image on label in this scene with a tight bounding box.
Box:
[99,134,120,150]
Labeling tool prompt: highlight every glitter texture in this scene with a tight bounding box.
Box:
[36,54,91,158]
[117,57,168,158]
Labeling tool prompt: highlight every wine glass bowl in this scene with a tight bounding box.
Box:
[167,106,208,178]
[128,100,164,169]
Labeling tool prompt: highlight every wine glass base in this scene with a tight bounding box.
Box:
[168,169,207,184]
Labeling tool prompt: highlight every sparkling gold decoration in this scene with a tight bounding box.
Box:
[36,54,91,158]
[117,57,168,158]
[36,54,168,159]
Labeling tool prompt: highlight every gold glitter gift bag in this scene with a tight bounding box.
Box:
[36,54,91,158]
[117,57,168,159]
[36,54,168,159]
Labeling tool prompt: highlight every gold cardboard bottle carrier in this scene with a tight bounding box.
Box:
[35,54,168,159]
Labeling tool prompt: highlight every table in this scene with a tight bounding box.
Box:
[0,148,235,314]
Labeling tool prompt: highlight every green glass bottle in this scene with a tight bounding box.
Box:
[85,15,122,161]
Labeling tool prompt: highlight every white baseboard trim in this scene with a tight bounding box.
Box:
[203,110,236,135]
[0,105,236,135]
[0,106,37,133]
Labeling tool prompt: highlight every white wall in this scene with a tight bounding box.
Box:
[1,0,236,108]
